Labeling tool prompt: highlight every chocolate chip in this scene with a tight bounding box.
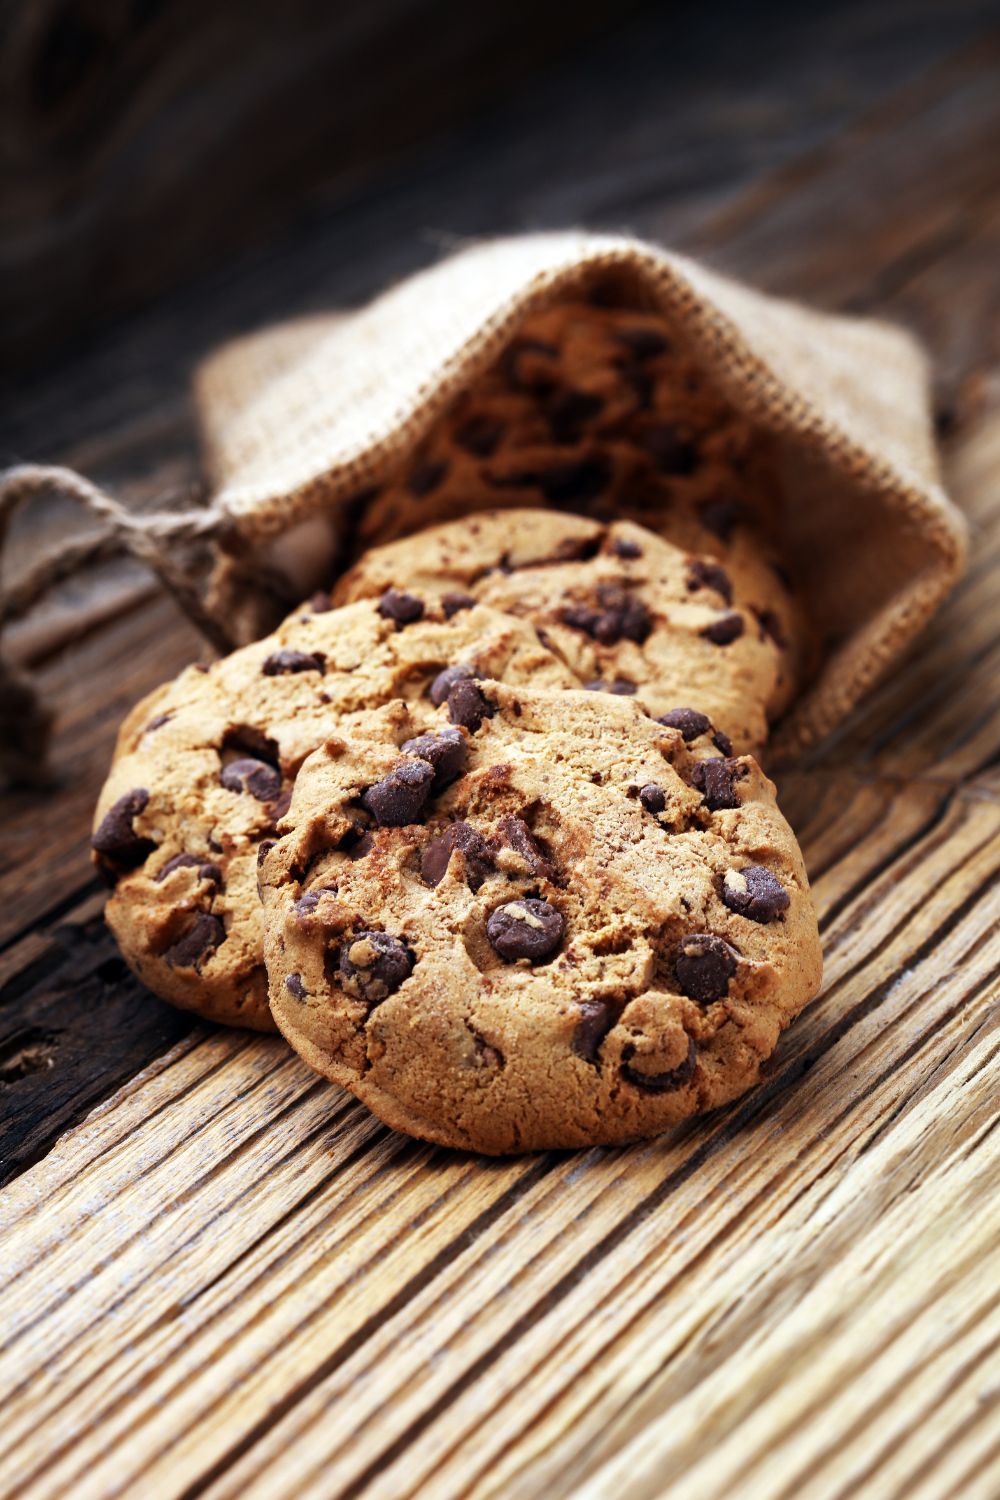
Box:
[753,607,787,649]
[615,326,669,359]
[262,649,325,675]
[378,588,425,627]
[293,886,337,922]
[712,729,734,756]
[199,862,224,884]
[539,456,611,505]
[309,590,334,612]
[594,586,652,645]
[421,821,495,890]
[698,499,742,540]
[639,782,666,814]
[686,558,733,603]
[285,972,307,1000]
[561,604,600,634]
[496,814,553,880]
[92,789,153,870]
[455,414,505,457]
[339,931,414,1006]
[549,534,602,563]
[572,999,616,1063]
[691,757,744,811]
[674,934,737,1003]
[429,661,477,707]
[548,388,604,443]
[656,707,711,742]
[621,1035,697,1092]
[501,337,559,391]
[220,757,282,801]
[347,831,375,861]
[441,592,477,618]
[611,536,643,559]
[639,423,697,475]
[144,713,172,734]
[487,899,564,963]
[155,853,220,883]
[721,866,790,923]
[408,459,448,496]
[584,677,636,695]
[448,679,495,732]
[362,758,435,826]
[701,612,745,646]
[163,913,225,970]
[401,727,468,789]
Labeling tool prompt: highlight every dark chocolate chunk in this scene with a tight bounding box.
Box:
[501,337,559,391]
[753,607,787,649]
[199,862,224,885]
[584,677,636,695]
[362,759,435,826]
[293,886,337,922]
[548,388,605,443]
[686,558,733,603]
[593,586,652,645]
[144,713,172,734]
[487,898,564,963]
[496,814,553,879]
[455,414,505,457]
[539,456,611,505]
[421,821,495,890]
[611,536,643,559]
[339,931,414,1006]
[638,422,697,475]
[408,459,448,496]
[698,498,742,540]
[701,612,745,646]
[378,587,425,627]
[92,789,153,870]
[621,1035,697,1092]
[401,727,468,789]
[447,679,495,732]
[615,326,669,359]
[691,757,744,811]
[656,707,711,742]
[572,998,616,1063]
[441,591,477,618]
[163,913,225,971]
[347,831,375,862]
[262,649,325,675]
[721,865,790,923]
[220,757,282,801]
[155,853,200,882]
[712,729,734,756]
[639,782,666,814]
[674,934,737,1003]
[285,972,307,1000]
[429,661,478,707]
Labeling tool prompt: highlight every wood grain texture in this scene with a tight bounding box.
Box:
[2,4,1000,1495]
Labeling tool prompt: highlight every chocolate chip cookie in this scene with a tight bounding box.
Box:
[354,299,787,564]
[261,682,822,1151]
[335,510,806,752]
[92,599,576,1029]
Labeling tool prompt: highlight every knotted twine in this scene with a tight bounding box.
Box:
[0,230,969,785]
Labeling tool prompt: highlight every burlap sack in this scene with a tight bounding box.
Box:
[0,230,966,778]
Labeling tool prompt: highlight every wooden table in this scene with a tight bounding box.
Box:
[2,5,1000,1496]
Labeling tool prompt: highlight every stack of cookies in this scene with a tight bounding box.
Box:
[93,301,823,1153]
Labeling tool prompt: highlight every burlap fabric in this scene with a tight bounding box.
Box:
[0,231,966,777]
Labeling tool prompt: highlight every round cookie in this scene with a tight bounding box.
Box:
[335,510,806,752]
[261,681,822,1152]
[92,598,577,1030]
[354,299,787,562]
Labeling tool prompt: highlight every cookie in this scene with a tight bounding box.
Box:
[92,598,576,1029]
[354,299,787,564]
[261,681,822,1152]
[335,510,805,752]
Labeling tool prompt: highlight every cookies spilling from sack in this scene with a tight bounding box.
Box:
[261,683,822,1152]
